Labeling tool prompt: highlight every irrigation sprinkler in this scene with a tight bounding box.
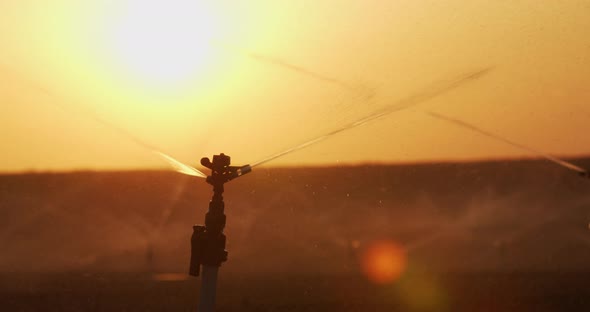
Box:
[189,153,251,312]
[183,68,492,311]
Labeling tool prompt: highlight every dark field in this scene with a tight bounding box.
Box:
[2,272,590,311]
[1,158,590,311]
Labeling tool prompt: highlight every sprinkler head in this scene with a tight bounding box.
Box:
[201,153,252,185]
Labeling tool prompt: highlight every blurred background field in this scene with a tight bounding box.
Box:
[1,159,589,311]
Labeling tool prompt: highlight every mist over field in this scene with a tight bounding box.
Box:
[1,158,589,275]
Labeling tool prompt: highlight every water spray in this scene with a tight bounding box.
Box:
[250,67,493,167]
[426,111,590,179]
[1,35,375,176]
[0,63,207,178]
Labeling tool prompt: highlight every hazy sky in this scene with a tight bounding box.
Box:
[1,0,589,172]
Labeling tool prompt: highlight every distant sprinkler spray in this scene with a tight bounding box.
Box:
[426,111,589,179]
[209,40,375,98]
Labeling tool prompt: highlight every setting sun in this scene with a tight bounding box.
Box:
[108,0,219,88]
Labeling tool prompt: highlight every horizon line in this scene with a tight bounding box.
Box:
[2,154,589,176]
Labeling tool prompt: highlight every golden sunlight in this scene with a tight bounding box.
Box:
[108,0,219,89]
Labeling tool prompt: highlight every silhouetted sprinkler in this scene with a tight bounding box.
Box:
[189,153,251,312]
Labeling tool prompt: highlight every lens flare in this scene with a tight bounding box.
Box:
[398,272,448,311]
[361,240,407,284]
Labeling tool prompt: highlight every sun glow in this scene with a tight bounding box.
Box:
[109,0,219,89]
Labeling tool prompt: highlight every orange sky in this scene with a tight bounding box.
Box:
[1,0,589,172]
